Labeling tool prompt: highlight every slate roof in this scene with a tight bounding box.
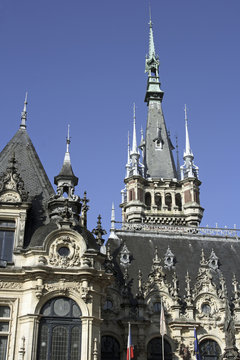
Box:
[29,220,100,251]
[108,229,240,299]
[0,128,55,246]
[145,105,177,179]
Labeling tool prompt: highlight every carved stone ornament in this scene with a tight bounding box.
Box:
[208,249,219,271]
[0,280,22,289]
[35,280,92,303]
[0,154,28,203]
[195,295,219,320]
[48,235,81,268]
[164,246,175,269]
[119,244,131,267]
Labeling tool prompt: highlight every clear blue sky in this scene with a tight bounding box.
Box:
[0,0,240,235]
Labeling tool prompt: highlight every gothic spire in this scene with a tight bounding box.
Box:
[130,103,140,176]
[131,103,138,154]
[184,105,193,158]
[144,15,176,179]
[145,15,163,104]
[20,92,28,129]
[180,106,199,179]
[148,11,156,59]
[54,125,78,188]
[125,132,131,178]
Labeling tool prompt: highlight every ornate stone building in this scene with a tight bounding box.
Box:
[101,18,240,360]
[0,16,240,360]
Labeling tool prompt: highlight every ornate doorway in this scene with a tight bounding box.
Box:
[37,297,82,360]
[101,336,120,360]
[147,337,172,360]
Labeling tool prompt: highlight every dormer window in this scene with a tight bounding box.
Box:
[0,221,15,265]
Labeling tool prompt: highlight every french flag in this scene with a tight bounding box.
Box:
[127,322,134,360]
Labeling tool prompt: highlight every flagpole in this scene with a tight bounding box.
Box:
[128,322,130,360]
[162,333,165,360]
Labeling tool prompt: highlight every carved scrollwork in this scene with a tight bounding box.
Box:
[0,154,28,202]
[0,281,22,289]
[48,236,81,268]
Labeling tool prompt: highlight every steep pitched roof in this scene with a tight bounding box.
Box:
[109,229,240,299]
[0,128,54,245]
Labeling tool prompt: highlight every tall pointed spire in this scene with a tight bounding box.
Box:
[20,92,28,129]
[54,125,78,188]
[132,103,138,154]
[125,132,131,178]
[130,103,140,176]
[64,124,71,164]
[175,135,181,180]
[181,106,199,179]
[145,14,163,103]
[184,105,193,158]
[148,6,156,59]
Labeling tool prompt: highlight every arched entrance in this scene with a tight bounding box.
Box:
[200,339,221,360]
[37,297,82,360]
[147,337,172,360]
[101,335,120,360]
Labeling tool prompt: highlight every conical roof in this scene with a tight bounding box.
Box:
[0,127,54,245]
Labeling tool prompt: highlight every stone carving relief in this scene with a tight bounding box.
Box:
[0,281,22,289]
[164,246,175,269]
[35,280,92,303]
[0,154,28,202]
[195,295,219,320]
[48,236,81,268]
[208,250,219,271]
[119,244,131,267]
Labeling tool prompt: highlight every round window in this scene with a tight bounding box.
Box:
[58,246,70,257]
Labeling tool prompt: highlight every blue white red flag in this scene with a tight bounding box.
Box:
[127,322,134,360]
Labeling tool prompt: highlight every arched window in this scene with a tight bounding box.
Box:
[200,339,221,360]
[147,337,172,360]
[145,192,151,210]
[101,336,120,360]
[175,194,182,211]
[155,193,162,210]
[165,193,172,211]
[37,297,82,360]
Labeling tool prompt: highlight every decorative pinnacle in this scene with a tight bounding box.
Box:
[64,125,71,164]
[132,103,138,154]
[184,105,193,157]
[148,12,155,58]
[20,92,28,129]
[66,124,70,152]
[92,215,107,246]
[111,202,115,230]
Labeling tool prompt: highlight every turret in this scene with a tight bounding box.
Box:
[120,16,203,226]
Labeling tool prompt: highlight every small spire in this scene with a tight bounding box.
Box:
[20,92,28,129]
[184,105,192,157]
[148,10,155,58]
[181,105,199,180]
[132,103,138,154]
[64,125,71,164]
[111,202,115,230]
[175,135,180,179]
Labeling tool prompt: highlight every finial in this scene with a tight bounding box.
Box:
[184,104,192,156]
[92,214,107,246]
[66,124,70,153]
[63,125,71,164]
[111,202,115,230]
[20,92,28,129]
[176,135,180,179]
[132,103,138,153]
[149,2,152,26]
